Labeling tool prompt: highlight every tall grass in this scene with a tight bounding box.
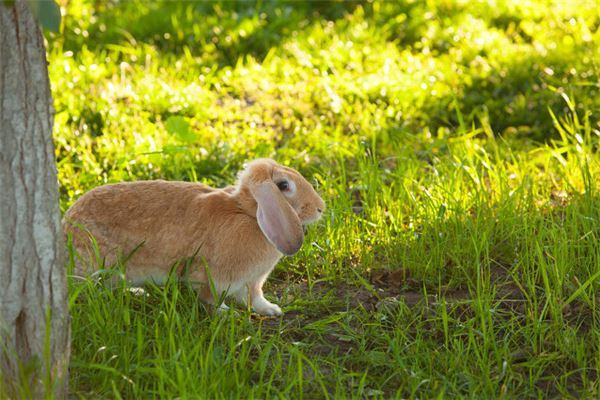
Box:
[44,0,600,398]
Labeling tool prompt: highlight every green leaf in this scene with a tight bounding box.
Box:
[165,116,196,144]
[564,269,600,306]
[27,0,61,33]
[161,144,188,155]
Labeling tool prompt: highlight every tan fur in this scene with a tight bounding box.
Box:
[63,158,325,315]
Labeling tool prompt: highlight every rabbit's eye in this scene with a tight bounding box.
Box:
[276,181,289,191]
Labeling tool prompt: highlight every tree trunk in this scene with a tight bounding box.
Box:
[0,1,69,397]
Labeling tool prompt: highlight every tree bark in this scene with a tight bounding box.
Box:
[0,1,69,397]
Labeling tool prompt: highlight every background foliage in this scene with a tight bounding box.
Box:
[46,0,598,398]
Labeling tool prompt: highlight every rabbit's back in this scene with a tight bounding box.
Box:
[66,180,213,222]
[64,180,229,274]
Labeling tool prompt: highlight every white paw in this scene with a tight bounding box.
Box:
[253,299,282,316]
[127,287,148,297]
[216,303,230,314]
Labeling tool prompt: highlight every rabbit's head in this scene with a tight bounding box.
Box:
[236,159,325,255]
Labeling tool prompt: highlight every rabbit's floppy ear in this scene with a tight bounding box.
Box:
[254,182,304,255]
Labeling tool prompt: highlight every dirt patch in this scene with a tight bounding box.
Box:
[267,269,595,334]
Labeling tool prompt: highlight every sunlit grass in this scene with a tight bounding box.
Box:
[46,0,600,398]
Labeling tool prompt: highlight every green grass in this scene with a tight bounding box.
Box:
[47,0,599,398]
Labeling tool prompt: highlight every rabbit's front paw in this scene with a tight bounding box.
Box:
[253,297,282,316]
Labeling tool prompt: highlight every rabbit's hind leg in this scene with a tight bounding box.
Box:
[188,270,230,312]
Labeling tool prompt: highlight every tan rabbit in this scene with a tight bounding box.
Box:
[63,158,325,315]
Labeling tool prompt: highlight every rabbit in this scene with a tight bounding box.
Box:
[63,158,325,316]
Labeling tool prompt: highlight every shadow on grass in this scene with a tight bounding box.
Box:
[426,48,600,141]
[61,0,365,65]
